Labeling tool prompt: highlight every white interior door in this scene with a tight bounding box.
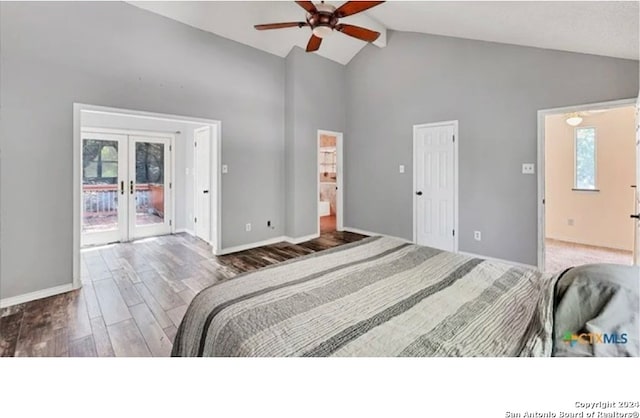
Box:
[194,127,212,242]
[81,132,128,246]
[634,94,640,265]
[414,122,457,252]
[128,135,172,240]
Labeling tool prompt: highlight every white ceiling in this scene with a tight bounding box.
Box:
[130,1,639,64]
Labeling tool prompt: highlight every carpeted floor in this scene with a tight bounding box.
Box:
[545,238,633,274]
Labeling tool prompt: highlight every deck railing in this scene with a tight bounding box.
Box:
[83,184,160,217]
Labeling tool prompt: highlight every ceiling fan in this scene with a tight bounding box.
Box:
[254,1,385,52]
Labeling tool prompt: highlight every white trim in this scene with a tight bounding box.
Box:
[457,251,538,271]
[82,127,176,139]
[342,227,413,243]
[284,233,320,244]
[175,228,195,236]
[536,98,636,271]
[74,103,222,291]
[317,130,344,234]
[216,236,286,255]
[0,284,75,309]
[412,120,459,252]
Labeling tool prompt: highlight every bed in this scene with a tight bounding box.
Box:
[171,236,639,357]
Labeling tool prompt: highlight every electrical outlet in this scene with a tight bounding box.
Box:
[399,165,405,174]
[522,163,535,174]
[222,164,228,174]
[245,223,251,232]
[474,231,482,241]
[568,218,574,226]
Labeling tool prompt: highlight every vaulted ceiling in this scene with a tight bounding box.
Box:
[130,1,639,65]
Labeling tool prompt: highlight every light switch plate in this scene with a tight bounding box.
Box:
[222,164,228,174]
[522,163,535,174]
[399,165,405,174]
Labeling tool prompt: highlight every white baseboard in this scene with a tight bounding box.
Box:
[342,227,413,243]
[175,228,195,236]
[284,233,320,244]
[0,283,76,309]
[216,236,286,255]
[458,251,538,270]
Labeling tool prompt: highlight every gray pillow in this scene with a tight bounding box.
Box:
[552,263,639,357]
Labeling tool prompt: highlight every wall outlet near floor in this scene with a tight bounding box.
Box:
[474,231,482,241]
[245,223,252,232]
[222,164,229,174]
[399,164,405,174]
[567,218,574,226]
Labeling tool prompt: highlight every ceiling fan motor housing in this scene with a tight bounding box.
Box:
[307,3,338,37]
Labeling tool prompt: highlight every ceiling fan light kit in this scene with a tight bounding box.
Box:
[254,1,385,52]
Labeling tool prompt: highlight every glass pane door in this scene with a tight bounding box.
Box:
[81,133,127,246]
[129,136,171,240]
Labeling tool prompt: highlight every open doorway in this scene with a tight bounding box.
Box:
[538,99,638,273]
[73,103,221,289]
[317,130,343,234]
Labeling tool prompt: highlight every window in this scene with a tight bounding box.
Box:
[574,127,597,190]
[83,140,118,184]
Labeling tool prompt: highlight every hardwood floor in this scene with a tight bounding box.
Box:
[0,231,367,357]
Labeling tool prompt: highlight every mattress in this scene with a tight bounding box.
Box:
[172,236,558,357]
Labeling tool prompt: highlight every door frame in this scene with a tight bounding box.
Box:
[536,97,637,271]
[73,103,222,291]
[412,120,459,252]
[193,126,214,245]
[317,130,344,235]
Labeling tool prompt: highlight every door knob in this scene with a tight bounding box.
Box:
[130,181,134,195]
[416,191,423,196]
[120,181,124,195]
[203,190,209,194]
[631,214,640,219]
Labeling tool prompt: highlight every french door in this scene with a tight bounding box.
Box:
[82,131,173,246]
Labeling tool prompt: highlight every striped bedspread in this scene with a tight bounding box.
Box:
[172,236,556,357]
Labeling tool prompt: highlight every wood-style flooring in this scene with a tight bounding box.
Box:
[0,231,367,357]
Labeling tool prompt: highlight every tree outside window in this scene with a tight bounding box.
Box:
[575,127,596,190]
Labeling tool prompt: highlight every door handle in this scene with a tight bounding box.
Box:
[203,190,209,194]
[120,181,124,195]
[631,214,640,219]
[130,181,134,195]
[416,191,423,196]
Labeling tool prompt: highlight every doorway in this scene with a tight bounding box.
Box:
[537,98,639,272]
[73,103,222,291]
[317,130,343,234]
[81,130,173,246]
[413,120,459,252]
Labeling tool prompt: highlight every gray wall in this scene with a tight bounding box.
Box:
[0,2,285,299]
[345,31,639,265]
[284,47,346,238]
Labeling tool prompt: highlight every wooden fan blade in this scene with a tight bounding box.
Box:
[334,1,385,18]
[255,22,308,30]
[336,24,380,42]
[295,1,317,14]
[306,34,322,52]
